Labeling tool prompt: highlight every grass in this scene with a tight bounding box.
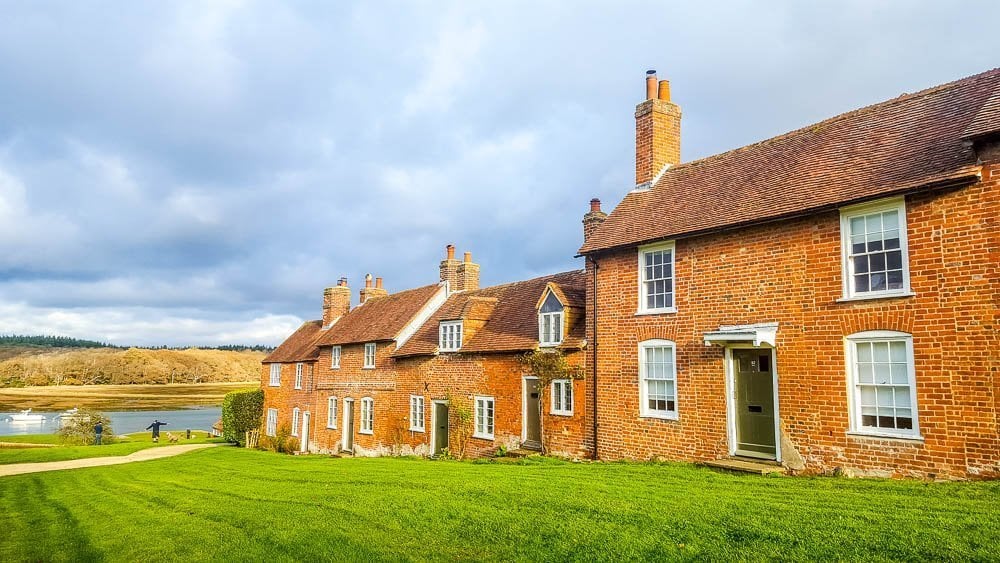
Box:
[0,432,222,465]
[0,382,255,410]
[1,450,998,561]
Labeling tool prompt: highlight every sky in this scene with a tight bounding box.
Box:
[0,1,997,347]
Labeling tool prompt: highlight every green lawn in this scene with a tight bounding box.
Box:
[0,432,221,465]
[1,450,998,562]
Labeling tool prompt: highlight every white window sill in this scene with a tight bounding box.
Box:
[640,412,679,421]
[409,427,425,433]
[439,349,460,353]
[362,366,375,370]
[294,387,302,390]
[550,411,573,417]
[539,342,562,348]
[847,431,923,442]
[837,291,915,303]
[359,430,373,435]
[291,433,298,438]
[635,307,677,316]
[472,433,494,441]
[331,366,340,370]
[326,426,337,430]
[269,383,280,387]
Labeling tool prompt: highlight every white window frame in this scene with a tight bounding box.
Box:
[363,343,376,369]
[331,346,341,369]
[326,396,338,429]
[409,395,426,432]
[550,379,573,416]
[845,331,921,439]
[639,339,678,420]
[637,241,677,314]
[266,408,278,437]
[268,363,281,386]
[294,363,303,389]
[438,321,463,352]
[360,397,374,434]
[291,407,300,436]
[839,197,912,301]
[473,395,495,440]
[539,311,563,347]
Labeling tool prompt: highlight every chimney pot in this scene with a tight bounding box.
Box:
[375,277,383,289]
[590,198,602,213]
[463,251,472,264]
[446,244,455,260]
[658,80,670,101]
[365,274,373,289]
[645,70,657,100]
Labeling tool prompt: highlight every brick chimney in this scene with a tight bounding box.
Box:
[582,198,607,242]
[322,277,350,326]
[439,244,460,291]
[359,273,388,304]
[457,251,480,292]
[635,69,681,187]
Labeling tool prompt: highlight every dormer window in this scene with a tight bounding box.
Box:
[538,292,564,347]
[439,321,463,352]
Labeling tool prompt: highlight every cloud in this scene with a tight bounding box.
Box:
[0,1,997,345]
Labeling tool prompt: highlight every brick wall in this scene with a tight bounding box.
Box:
[260,361,317,442]
[588,167,999,478]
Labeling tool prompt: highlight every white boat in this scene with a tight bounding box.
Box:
[10,408,46,423]
[60,407,79,418]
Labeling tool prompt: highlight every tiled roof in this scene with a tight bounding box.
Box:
[394,270,587,357]
[315,283,442,346]
[963,83,1000,140]
[580,68,1000,254]
[263,320,323,363]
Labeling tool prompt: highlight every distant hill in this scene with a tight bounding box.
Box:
[0,347,266,387]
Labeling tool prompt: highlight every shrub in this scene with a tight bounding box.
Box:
[221,388,264,445]
[259,424,296,454]
[57,409,116,445]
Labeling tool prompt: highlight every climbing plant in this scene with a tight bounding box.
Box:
[519,349,584,454]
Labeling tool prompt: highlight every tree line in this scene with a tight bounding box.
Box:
[0,335,273,352]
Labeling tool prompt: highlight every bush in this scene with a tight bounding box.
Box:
[259,424,296,454]
[221,388,264,445]
[57,409,116,445]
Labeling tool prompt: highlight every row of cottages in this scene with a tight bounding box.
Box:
[264,67,999,478]
[261,247,590,458]
[578,68,1000,479]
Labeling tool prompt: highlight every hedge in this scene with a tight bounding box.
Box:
[221,388,264,445]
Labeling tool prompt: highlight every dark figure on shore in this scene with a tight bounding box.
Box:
[146,419,167,442]
[94,421,103,445]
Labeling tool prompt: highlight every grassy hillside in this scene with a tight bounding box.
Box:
[0,348,264,387]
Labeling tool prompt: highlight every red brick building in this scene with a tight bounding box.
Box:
[578,69,1000,478]
[261,248,589,458]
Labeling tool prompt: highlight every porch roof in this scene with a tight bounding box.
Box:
[703,322,778,348]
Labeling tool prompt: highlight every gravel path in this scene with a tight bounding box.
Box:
[0,443,224,477]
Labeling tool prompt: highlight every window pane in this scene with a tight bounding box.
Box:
[854,275,869,293]
[882,211,899,230]
[884,232,900,249]
[860,386,876,406]
[887,270,903,289]
[853,255,869,274]
[873,342,890,362]
[874,362,891,384]
[858,363,873,384]
[857,342,872,362]
[890,363,908,384]
[893,387,911,408]
[866,214,882,234]
[850,216,865,235]
[870,253,886,272]
[867,239,883,252]
[870,272,886,291]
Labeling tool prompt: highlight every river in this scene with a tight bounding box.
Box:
[0,407,221,437]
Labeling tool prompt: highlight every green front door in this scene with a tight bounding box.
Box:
[733,349,777,459]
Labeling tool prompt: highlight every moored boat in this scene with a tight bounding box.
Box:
[9,408,46,423]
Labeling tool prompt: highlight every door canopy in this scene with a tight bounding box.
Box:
[703,322,778,348]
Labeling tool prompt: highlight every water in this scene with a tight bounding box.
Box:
[0,407,221,437]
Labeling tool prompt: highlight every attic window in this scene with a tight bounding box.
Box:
[439,321,463,352]
[539,292,564,347]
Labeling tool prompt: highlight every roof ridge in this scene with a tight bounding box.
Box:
[654,67,1000,182]
[466,269,586,296]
